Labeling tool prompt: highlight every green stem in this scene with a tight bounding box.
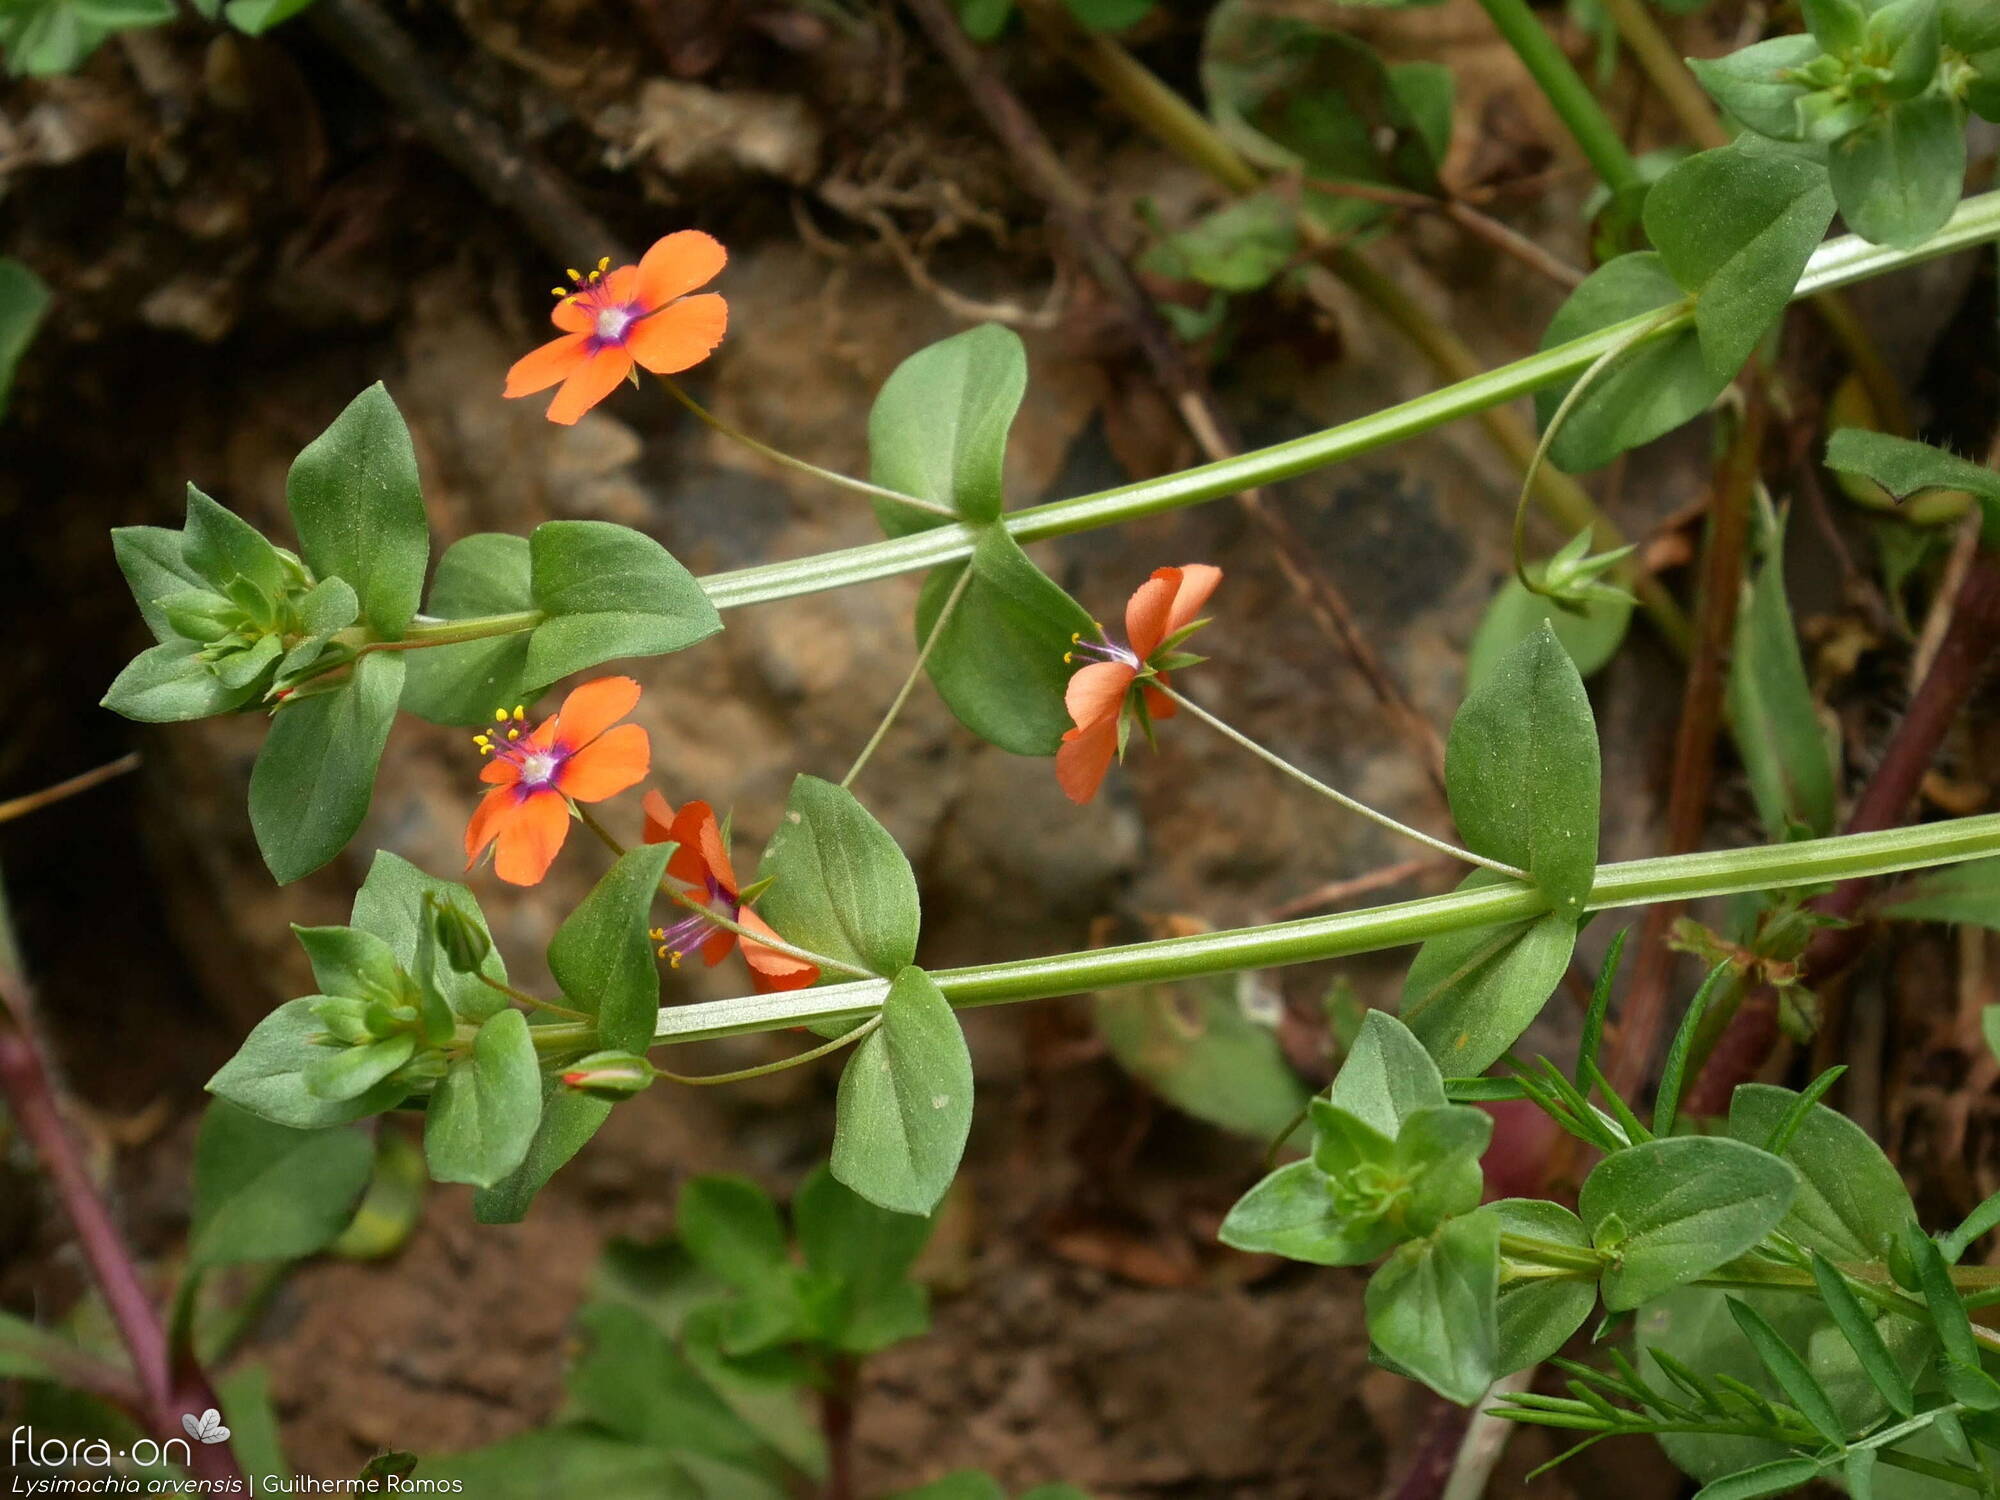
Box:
[1475,0,1643,199]
[360,611,544,652]
[680,900,875,983]
[659,376,958,522]
[477,970,590,1022]
[647,811,2000,1045]
[842,564,976,789]
[1512,303,1690,594]
[655,1016,882,1086]
[695,193,2000,614]
[1161,684,1527,881]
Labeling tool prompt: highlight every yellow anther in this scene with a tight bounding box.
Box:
[596,256,610,272]
[1069,632,1081,643]
[1062,653,1073,664]
[566,267,582,282]
[494,708,509,723]
[506,727,520,741]
[649,927,666,941]
[512,705,526,721]
[550,287,568,298]
[668,952,683,969]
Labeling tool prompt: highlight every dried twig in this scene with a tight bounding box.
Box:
[0,753,140,827]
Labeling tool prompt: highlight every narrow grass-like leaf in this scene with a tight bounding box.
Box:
[1807,1252,1914,1418]
[1653,960,1731,1137]
[1575,928,1627,1086]
[1725,1297,1846,1446]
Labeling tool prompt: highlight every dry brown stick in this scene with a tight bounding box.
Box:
[901,0,1451,795]
[307,0,630,268]
[1686,549,2000,1114]
[0,753,140,827]
[1268,856,1446,920]
[1296,176,1585,290]
[1605,388,1765,1102]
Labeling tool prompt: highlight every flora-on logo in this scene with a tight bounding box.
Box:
[181,1408,231,1444]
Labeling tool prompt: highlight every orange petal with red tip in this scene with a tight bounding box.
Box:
[739,908,818,992]
[553,676,641,750]
[558,723,651,802]
[545,347,635,425]
[493,789,571,886]
[628,294,727,376]
[465,785,515,863]
[1064,659,1135,733]
[641,789,675,845]
[636,230,726,308]
[1163,564,1222,641]
[1056,715,1120,805]
[505,333,592,398]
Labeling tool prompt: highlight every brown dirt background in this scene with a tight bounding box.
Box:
[1,1,1995,1495]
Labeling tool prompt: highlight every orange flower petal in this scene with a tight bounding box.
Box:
[698,927,737,968]
[1142,682,1176,720]
[636,230,726,308]
[642,788,675,845]
[662,800,721,889]
[1163,564,1222,641]
[739,908,818,992]
[1056,715,1120,805]
[545,347,634,425]
[493,789,571,886]
[465,785,514,863]
[553,676,641,751]
[505,333,592,398]
[480,757,521,786]
[1064,659,1135,732]
[627,294,728,376]
[1123,569,1181,660]
[558,722,651,803]
[551,297,592,333]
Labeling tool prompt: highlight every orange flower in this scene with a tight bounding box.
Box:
[1057,564,1222,805]
[465,677,651,886]
[641,791,818,993]
[504,230,729,425]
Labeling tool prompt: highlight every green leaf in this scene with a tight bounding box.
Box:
[1902,1220,1981,1371]
[303,1032,413,1101]
[1365,1208,1501,1405]
[1489,1199,1596,1374]
[1534,253,1713,473]
[1727,524,1837,839]
[677,1176,791,1297]
[1401,878,1578,1074]
[1829,91,1967,248]
[285,383,429,638]
[525,520,722,687]
[248,651,405,883]
[1202,3,1449,204]
[831,967,972,1215]
[793,1165,934,1354]
[472,1081,614,1225]
[0,1312,86,1382]
[188,1100,372,1266]
[278,576,359,679]
[399,533,537,726]
[418,1426,725,1496]
[1093,970,1311,1146]
[1326,1007,1446,1138]
[888,1475,1006,1500]
[424,1009,543,1188]
[1806,1252,1915,1418]
[207,997,409,1129]
[1219,1159,1378,1265]
[757,775,920,978]
[349,851,509,1024]
[1826,428,2000,542]
[1643,146,1835,384]
[1064,0,1150,29]
[867,323,1026,534]
[1139,191,1301,293]
[1687,36,1824,140]
[1465,576,1631,689]
[112,525,209,643]
[182,483,286,600]
[1693,1460,1824,1500]
[1578,1136,1797,1309]
[1726,1297,1847,1445]
[292,923,404,1006]
[918,529,1095,756]
[101,639,258,723]
[0,257,49,420]
[1445,623,1600,908]
[1727,1082,1912,1261]
[221,0,317,33]
[956,0,1012,40]
[549,845,673,1053]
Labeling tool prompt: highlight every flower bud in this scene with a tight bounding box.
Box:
[427,894,493,974]
[560,1050,654,1098]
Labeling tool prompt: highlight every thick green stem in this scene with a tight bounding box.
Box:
[366,611,544,650]
[694,193,2000,613]
[1476,0,1643,199]
[646,812,2000,1045]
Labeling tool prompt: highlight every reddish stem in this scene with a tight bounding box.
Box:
[819,1355,858,1500]
[1685,549,2000,1114]
[0,973,244,1486]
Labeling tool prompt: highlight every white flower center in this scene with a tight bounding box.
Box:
[595,306,633,342]
[519,750,561,786]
